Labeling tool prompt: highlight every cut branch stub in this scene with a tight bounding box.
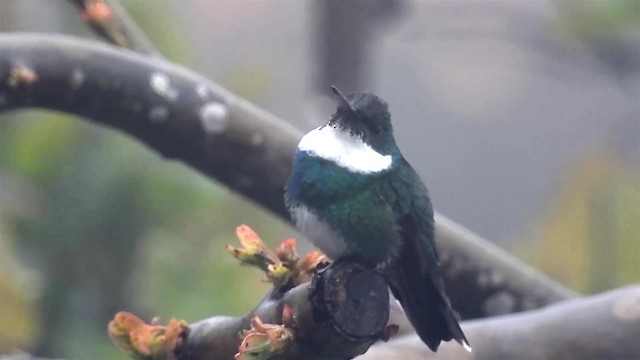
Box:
[313,260,390,339]
[225,233,390,359]
[289,259,391,358]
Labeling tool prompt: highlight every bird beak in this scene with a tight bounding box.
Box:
[331,85,356,117]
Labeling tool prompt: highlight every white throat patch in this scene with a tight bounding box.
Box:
[297,126,392,174]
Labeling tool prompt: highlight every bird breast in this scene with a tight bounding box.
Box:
[290,204,348,260]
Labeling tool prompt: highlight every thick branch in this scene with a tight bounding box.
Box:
[435,214,578,320]
[0,34,576,320]
[172,279,640,359]
[6,285,639,360]
[361,284,640,359]
[0,33,299,220]
[178,260,391,360]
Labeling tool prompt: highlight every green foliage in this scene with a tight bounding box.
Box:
[612,176,640,286]
[121,0,194,66]
[0,3,292,357]
[559,0,640,36]
[0,108,288,358]
[521,151,639,293]
[0,224,41,353]
[1,112,80,181]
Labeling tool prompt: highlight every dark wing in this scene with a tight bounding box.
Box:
[380,158,469,352]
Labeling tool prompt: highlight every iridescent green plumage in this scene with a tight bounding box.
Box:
[284,87,470,352]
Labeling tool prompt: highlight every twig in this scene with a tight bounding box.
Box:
[0,34,576,321]
[68,0,159,56]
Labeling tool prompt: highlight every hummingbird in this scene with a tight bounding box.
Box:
[284,86,470,352]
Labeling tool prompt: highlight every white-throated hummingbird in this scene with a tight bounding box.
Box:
[284,86,470,352]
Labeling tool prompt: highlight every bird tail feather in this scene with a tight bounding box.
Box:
[388,248,470,352]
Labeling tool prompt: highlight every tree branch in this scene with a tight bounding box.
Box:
[5,280,638,360]
[106,227,395,360]
[111,263,638,360]
[0,34,577,322]
[177,259,392,360]
[360,284,640,359]
[434,214,578,320]
[314,0,406,92]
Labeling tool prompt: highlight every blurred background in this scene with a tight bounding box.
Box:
[0,0,638,358]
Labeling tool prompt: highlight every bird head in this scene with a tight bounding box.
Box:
[328,86,397,154]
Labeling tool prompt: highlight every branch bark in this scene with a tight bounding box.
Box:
[178,260,392,360]
[4,284,639,360]
[0,34,577,322]
[361,284,640,360]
